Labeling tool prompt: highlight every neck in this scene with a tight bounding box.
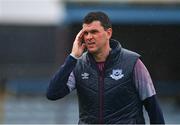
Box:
[93,47,111,62]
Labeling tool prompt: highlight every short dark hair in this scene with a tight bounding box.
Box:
[83,11,112,30]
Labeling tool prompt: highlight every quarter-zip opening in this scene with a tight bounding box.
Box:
[96,62,105,124]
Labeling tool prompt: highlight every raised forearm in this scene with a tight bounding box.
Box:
[46,55,77,100]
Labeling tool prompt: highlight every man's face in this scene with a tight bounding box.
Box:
[82,21,112,54]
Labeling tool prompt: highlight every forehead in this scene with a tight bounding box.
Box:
[82,21,104,30]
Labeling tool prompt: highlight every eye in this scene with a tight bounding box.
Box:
[84,31,88,36]
[90,30,98,34]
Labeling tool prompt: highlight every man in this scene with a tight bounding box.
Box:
[46,11,165,124]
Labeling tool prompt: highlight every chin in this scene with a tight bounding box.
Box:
[87,49,97,54]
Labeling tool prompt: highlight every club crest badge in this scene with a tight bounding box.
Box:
[110,69,124,80]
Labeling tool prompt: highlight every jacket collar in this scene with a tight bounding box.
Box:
[109,39,122,57]
[87,39,122,70]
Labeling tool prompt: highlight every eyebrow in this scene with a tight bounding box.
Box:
[84,29,99,34]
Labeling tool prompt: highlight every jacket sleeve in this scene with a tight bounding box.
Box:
[143,95,165,124]
[46,55,77,100]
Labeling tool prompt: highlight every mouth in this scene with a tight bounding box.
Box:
[86,41,96,46]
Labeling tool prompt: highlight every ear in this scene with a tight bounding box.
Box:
[106,28,112,39]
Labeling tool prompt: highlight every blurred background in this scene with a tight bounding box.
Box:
[0,0,180,124]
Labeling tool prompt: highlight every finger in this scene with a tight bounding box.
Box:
[79,29,85,39]
[81,43,86,50]
[76,29,84,40]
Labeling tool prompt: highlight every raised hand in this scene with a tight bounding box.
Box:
[71,29,86,58]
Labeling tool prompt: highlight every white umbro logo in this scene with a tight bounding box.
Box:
[110,69,124,80]
[81,72,89,79]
